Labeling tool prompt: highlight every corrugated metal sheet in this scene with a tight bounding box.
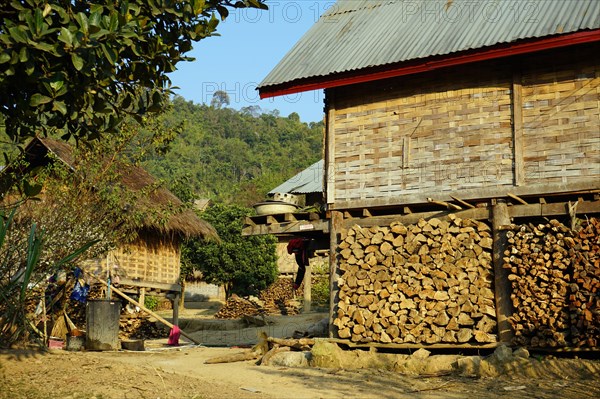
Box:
[259,0,599,89]
[269,159,324,194]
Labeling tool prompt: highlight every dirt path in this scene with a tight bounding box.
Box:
[1,347,599,399]
[2,310,598,399]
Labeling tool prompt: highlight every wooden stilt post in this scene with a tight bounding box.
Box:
[328,210,343,338]
[139,287,146,308]
[90,275,200,345]
[492,200,515,344]
[303,264,312,313]
[172,293,180,327]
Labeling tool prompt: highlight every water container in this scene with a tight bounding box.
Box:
[86,299,120,351]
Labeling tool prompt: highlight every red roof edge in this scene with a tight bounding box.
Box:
[259,29,600,99]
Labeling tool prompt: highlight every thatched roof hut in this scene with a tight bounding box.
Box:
[22,137,217,240]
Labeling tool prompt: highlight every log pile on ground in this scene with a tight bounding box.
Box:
[504,217,599,348]
[214,278,301,319]
[214,294,261,319]
[259,277,301,316]
[120,313,168,339]
[334,216,497,344]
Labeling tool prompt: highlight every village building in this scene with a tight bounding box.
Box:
[257,0,600,348]
[3,137,217,325]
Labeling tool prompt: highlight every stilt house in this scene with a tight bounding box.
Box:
[259,0,600,349]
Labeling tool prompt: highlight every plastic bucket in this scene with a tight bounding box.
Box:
[86,299,120,351]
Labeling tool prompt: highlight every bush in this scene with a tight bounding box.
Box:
[311,259,330,307]
[182,204,278,298]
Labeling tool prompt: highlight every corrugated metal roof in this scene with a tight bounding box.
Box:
[259,0,600,89]
[269,160,324,194]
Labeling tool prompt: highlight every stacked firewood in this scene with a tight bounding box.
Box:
[120,313,168,339]
[214,294,261,319]
[334,217,497,344]
[568,217,600,347]
[503,218,599,348]
[259,278,300,316]
[214,278,301,319]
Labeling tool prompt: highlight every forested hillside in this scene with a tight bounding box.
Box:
[0,95,323,207]
[143,96,323,206]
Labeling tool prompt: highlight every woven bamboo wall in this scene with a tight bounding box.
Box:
[112,232,181,285]
[521,52,600,185]
[328,44,600,209]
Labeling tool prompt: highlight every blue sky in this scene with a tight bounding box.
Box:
[169,1,333,124]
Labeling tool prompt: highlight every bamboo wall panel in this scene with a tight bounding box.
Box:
[521,55,600,185]
[332,67,514,204]
[112,234,181,285]
[329,44,600,208]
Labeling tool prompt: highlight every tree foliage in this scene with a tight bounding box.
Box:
[144,96,324,206]
[0,0,267,144]
[182,203,277,298]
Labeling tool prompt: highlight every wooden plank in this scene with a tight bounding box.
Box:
[450,195,475,209]
[509,200,600,218]
[343,207,491,229]
[303,265,312,313]
[402,136,410,169]
[284,213,297,222]
[492,200,514,344]
[172,293,180,327]
[507,192,528,205]
[329,211,343,339]
[512,71,524,186]
[330,181,600,211]
[119,278,181,293]
[241,219,330,236]
[325,102,336,206]
[327,338,499,350]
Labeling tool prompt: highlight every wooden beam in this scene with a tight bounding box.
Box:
[330,181,600,211]
[507,192,528,205]
[362,208,372,217]
[427,197,462,211]
[509,200,600,218]
[325,102,336,206]
[450,195,475,209]
[241,219,330,236]
[328,338,499,350]
[119,278,181,293]
[266,215,278,225]
[284,213,297,222]
[343,207,491,229]
[329,211,343,338]
[491,200,515,344]
[512,71,524,186]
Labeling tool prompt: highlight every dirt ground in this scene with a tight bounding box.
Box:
[1,306,599,399]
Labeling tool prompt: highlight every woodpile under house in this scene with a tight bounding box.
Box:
[258,0,600,350]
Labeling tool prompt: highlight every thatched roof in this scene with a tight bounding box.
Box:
[22,137,218,240]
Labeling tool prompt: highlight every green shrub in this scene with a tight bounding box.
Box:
[144,296,159,311]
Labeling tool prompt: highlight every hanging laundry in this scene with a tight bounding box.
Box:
[287,238,311,289]
[70,267,90,303]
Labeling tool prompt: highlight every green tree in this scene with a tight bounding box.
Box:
[0,0,267,145]
[182,203,277,298]
[210,90,230,109]
[142,96,324,206]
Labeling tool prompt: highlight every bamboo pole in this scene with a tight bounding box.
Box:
[90,275,201,345]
